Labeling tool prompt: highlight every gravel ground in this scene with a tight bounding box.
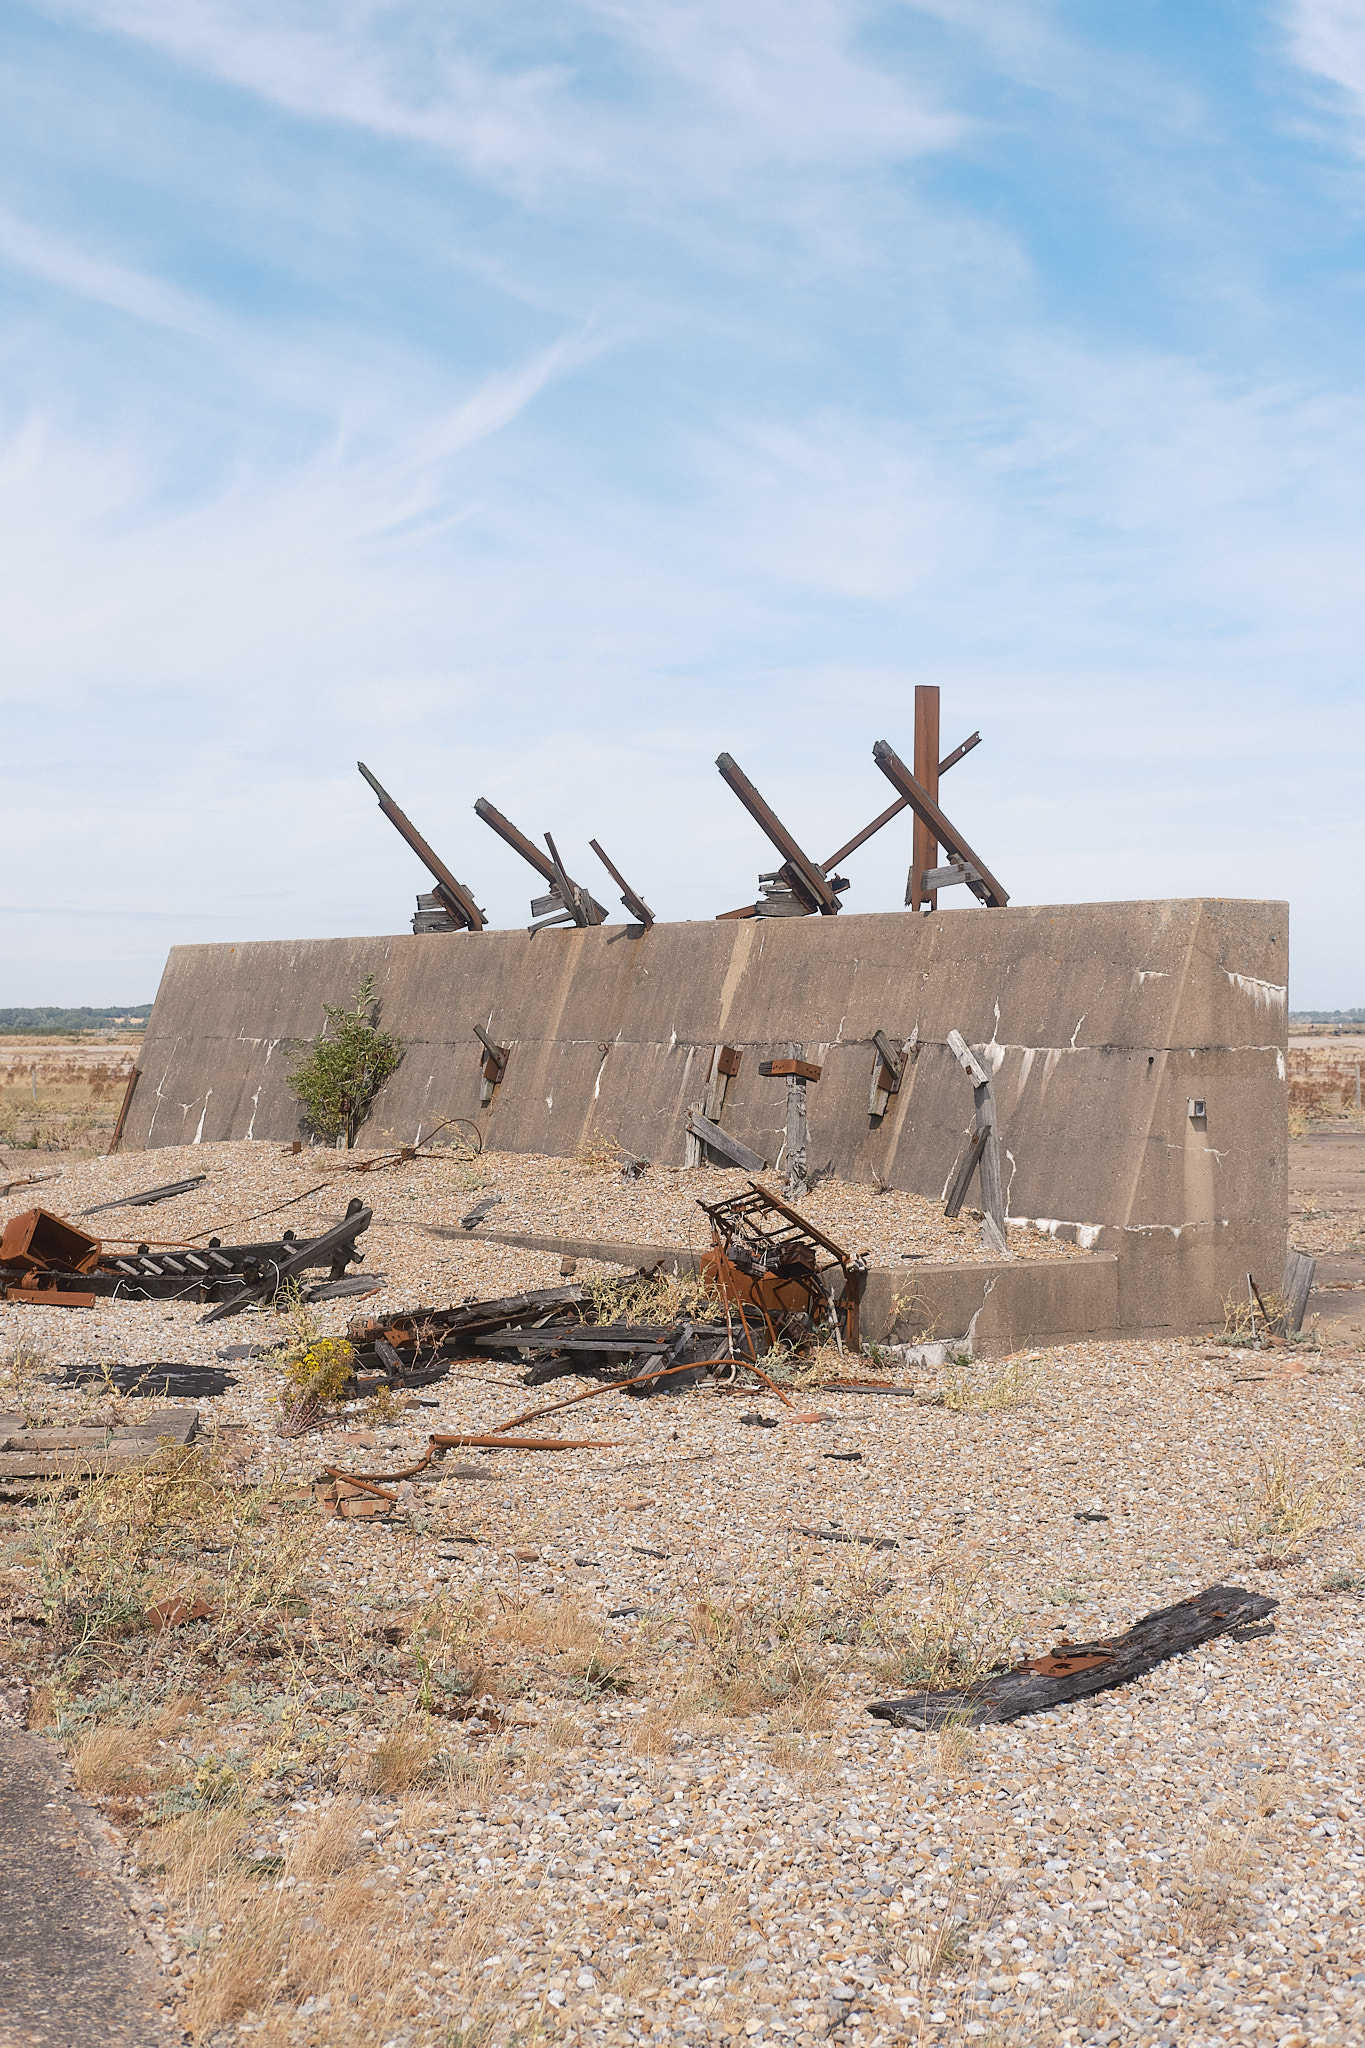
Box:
[1,1144,1362,2048]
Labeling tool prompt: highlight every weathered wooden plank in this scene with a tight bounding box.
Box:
[79,1175,207,1217]
[0,1445,172,1479]
[794,1525,898,1551]
[921,862,980,891]
[107,1066,141,1155]
[976,1083,1008,1254]
[872,1031,905,1079]
[943,1126,988,1217]
[1280,1250,1317,1335]
[945,1029,990,1086]
[686,1111,767,1173]
[867,1584,1279,1729]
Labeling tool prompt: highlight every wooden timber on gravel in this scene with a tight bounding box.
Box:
[0,1409,199,1495]
[867,1584,1279,1730]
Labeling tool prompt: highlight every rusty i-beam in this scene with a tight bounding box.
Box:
[717,721,983,920]
[820,723,981,873]
[589,839,655,928]
[473,799,609,928]
[871,739,1008,907]
[357,762,485,931]
[714,754,847,918]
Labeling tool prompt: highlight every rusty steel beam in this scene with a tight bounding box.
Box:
[820,731,981,874]
[909,685,941,912]
[715,754,841,915]
[871,740,1008,907]
[358,763,485,931]
[473,797,559,885]
[590,839,655,927]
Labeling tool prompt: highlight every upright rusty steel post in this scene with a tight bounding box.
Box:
[908,685,940,911]
[108,1067,141,1155]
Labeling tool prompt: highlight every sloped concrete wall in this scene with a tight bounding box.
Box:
[126,899,1287,1336]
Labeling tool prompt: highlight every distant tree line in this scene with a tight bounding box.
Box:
[0,1005,153,1032]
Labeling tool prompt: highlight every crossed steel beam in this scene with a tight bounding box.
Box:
[714,725,992,919]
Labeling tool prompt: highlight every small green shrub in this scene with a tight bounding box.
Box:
[286,975,403,1148]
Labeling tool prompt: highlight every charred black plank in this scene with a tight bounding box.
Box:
[867,1584,1278,1730]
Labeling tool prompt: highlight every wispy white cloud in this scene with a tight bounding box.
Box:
[1285,0,1365,118]
[0,202,222,339]
[1,1,1363,1005]
[45,0,959,195]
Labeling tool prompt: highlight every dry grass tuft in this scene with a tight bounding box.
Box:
[364,1719,442,1795]
[585,1264,721,1328]
[29,1448,314,1691]
[687,1585,830,1719]
[71,1722,156,1798]
[1220,1287,1296,1343]
[0,1341,49,1398]
[1225,1453,1332,1562]
[669,1883,745,1970]
[933,1717,978,1778]
[876,1559,1014,1693]
[575,1129,631,1174]
[940,1356,1044,1413]
[1174,1816,1262,1943]
[284,1798,365,1883]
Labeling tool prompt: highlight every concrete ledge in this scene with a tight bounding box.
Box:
[440,1225,1119,1354]
[863,1252,1120,1355]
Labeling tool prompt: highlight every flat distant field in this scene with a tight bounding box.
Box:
[0,1035,140,1156]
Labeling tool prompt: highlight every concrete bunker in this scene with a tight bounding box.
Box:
[123,896,1287,1352]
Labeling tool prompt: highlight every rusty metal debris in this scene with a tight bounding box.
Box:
[699,1179,867,1353]
[79,1173,207,1217]
[0,1199,371,1315]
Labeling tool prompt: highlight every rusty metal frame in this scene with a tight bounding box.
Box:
[698,1179,865,1351]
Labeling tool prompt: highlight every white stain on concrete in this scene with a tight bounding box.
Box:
[192,1091,212,1144]
[1277,1050,1286,1081]
[245,1087,262,1140]
[146,1056,177,1143]
[1069,1011,1089,1049]
[1010,1215,1105,1251]
[1136,970,1168,985]
[1226,972,1286,1009]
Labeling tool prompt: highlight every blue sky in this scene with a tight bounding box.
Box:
[1,0,1363,1005]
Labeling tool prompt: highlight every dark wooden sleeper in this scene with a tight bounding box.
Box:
[866,1584,1279,1730]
